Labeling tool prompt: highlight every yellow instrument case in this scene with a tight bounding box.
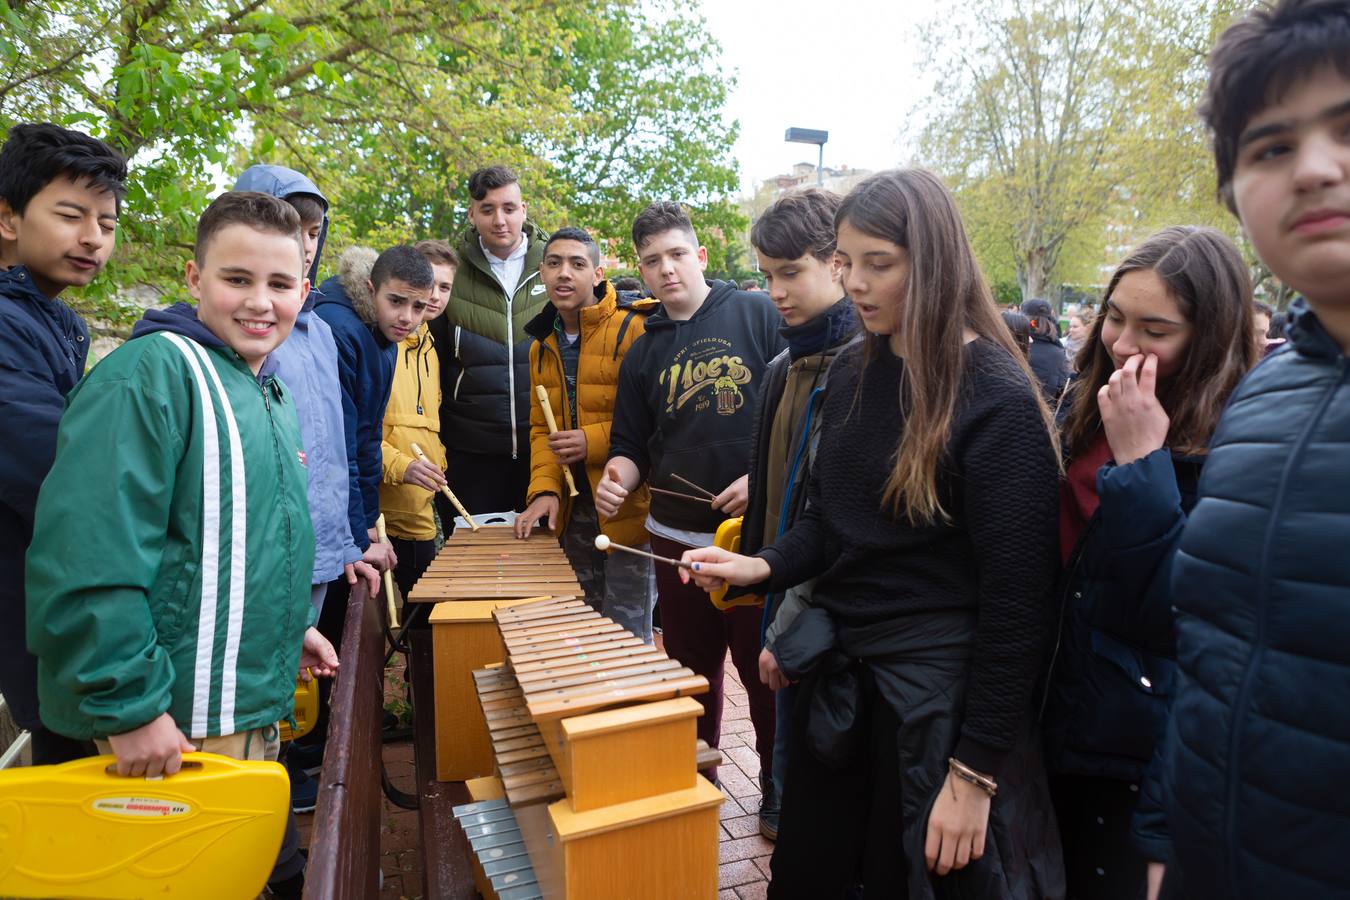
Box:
[278,675,319,743]
[0,752,288,899]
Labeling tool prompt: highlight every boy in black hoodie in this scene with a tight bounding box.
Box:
[596,201,784,807]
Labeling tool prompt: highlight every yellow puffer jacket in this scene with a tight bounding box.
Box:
[380,322,447,541]
[525,281,655,546]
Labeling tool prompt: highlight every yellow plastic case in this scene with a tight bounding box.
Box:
[707,516,765,611]
[0,752,288,899]
[278,675,319,743]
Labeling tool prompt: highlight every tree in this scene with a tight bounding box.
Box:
[553,2,741,263]
[0,0,743,325]
[917,0,1244,300]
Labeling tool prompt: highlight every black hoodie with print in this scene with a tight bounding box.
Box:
[607,280,786,533]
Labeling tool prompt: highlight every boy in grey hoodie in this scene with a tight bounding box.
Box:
[231,166,380,829]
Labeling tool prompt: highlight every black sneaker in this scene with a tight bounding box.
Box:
[759,778,780,841]
[288,740,325,776]
[266,866,305,898]
[289,766,319,815]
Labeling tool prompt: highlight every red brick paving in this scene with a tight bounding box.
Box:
[299,652,769,898]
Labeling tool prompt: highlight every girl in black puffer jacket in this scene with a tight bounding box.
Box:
[1022,298,1071,402]
[1041,226,1257,900]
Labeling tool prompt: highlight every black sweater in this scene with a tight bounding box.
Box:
[608,281,786,532]
[757,339,1060,765]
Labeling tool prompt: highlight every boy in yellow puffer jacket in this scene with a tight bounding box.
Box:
[514,227,657,641]
[379,240,458,598]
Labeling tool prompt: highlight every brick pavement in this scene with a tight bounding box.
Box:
[298,653,769,899]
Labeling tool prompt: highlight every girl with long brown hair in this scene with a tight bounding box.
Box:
[682,169,1064,898]
[1041,225,1257,900]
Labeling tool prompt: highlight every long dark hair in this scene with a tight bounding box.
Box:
[837,169,1058,525]
[1065,225,1258,459]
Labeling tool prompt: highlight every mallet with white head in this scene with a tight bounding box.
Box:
[594,534,692,570]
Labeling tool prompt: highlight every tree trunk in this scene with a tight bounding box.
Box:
[1020,246,1050,301]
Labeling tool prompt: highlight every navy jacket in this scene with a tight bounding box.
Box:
[314,276,396,548]
[1042,445,1199,863]
[0,266,90,729]
[1166,299,1350,898]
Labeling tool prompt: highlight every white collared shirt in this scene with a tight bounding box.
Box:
[480,233,528,297]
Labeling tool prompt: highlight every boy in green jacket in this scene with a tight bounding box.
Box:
[25,191,336,896]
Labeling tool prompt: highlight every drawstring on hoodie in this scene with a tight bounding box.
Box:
[404,327,436,415]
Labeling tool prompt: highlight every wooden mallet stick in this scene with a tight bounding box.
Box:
[374,513,398,628]
[671,473,718,500]
[594,534,692,570]
[535,385,580,498]
[649,486,713,504]
[409,442,480,532]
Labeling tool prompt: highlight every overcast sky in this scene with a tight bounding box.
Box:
[698,0,944,197]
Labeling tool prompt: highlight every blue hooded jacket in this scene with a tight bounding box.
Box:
[0,265,91,729]
[233,164,367,569]
[315,263,396,547]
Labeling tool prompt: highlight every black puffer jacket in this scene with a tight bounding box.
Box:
[1028,334,1070,402]
[1165,299,1350,898]
[429,222,549,459]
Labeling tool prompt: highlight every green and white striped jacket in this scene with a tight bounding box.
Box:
[27,330,315,740]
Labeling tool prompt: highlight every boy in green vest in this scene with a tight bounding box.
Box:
[26,191,336,897]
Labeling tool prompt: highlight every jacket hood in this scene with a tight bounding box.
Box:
[316,245,378,325]
[233,164,330,286]
[130,302,279,380]
[0,265,53,303]
[404,320,429,349]
[1285,297,1343,360]
[131,302,227,347]
[642,279,737,331]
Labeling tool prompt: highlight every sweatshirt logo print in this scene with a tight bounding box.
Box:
[658,337,752,415]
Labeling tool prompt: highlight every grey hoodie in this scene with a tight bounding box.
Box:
[228,164,364,575]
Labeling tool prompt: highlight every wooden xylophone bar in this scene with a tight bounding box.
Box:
[415,526,585,782]
[460,597,725,899]
[410,527,584,603]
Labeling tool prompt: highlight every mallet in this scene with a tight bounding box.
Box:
[594,533,692,570]
[535,385,580,497]
[409,442,480,532]
[670,473,718,500]
[374,513,398,628]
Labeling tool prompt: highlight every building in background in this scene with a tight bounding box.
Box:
[738,163,876,274]
[749,162,875,214]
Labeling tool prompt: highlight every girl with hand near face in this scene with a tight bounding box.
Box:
[1041,226,1258,900]
[682,169,1065,899]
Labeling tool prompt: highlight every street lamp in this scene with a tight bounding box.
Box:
[785,127,829,186]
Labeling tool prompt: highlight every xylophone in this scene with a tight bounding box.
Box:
[454,596,724,899]
[409,526,585,780]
